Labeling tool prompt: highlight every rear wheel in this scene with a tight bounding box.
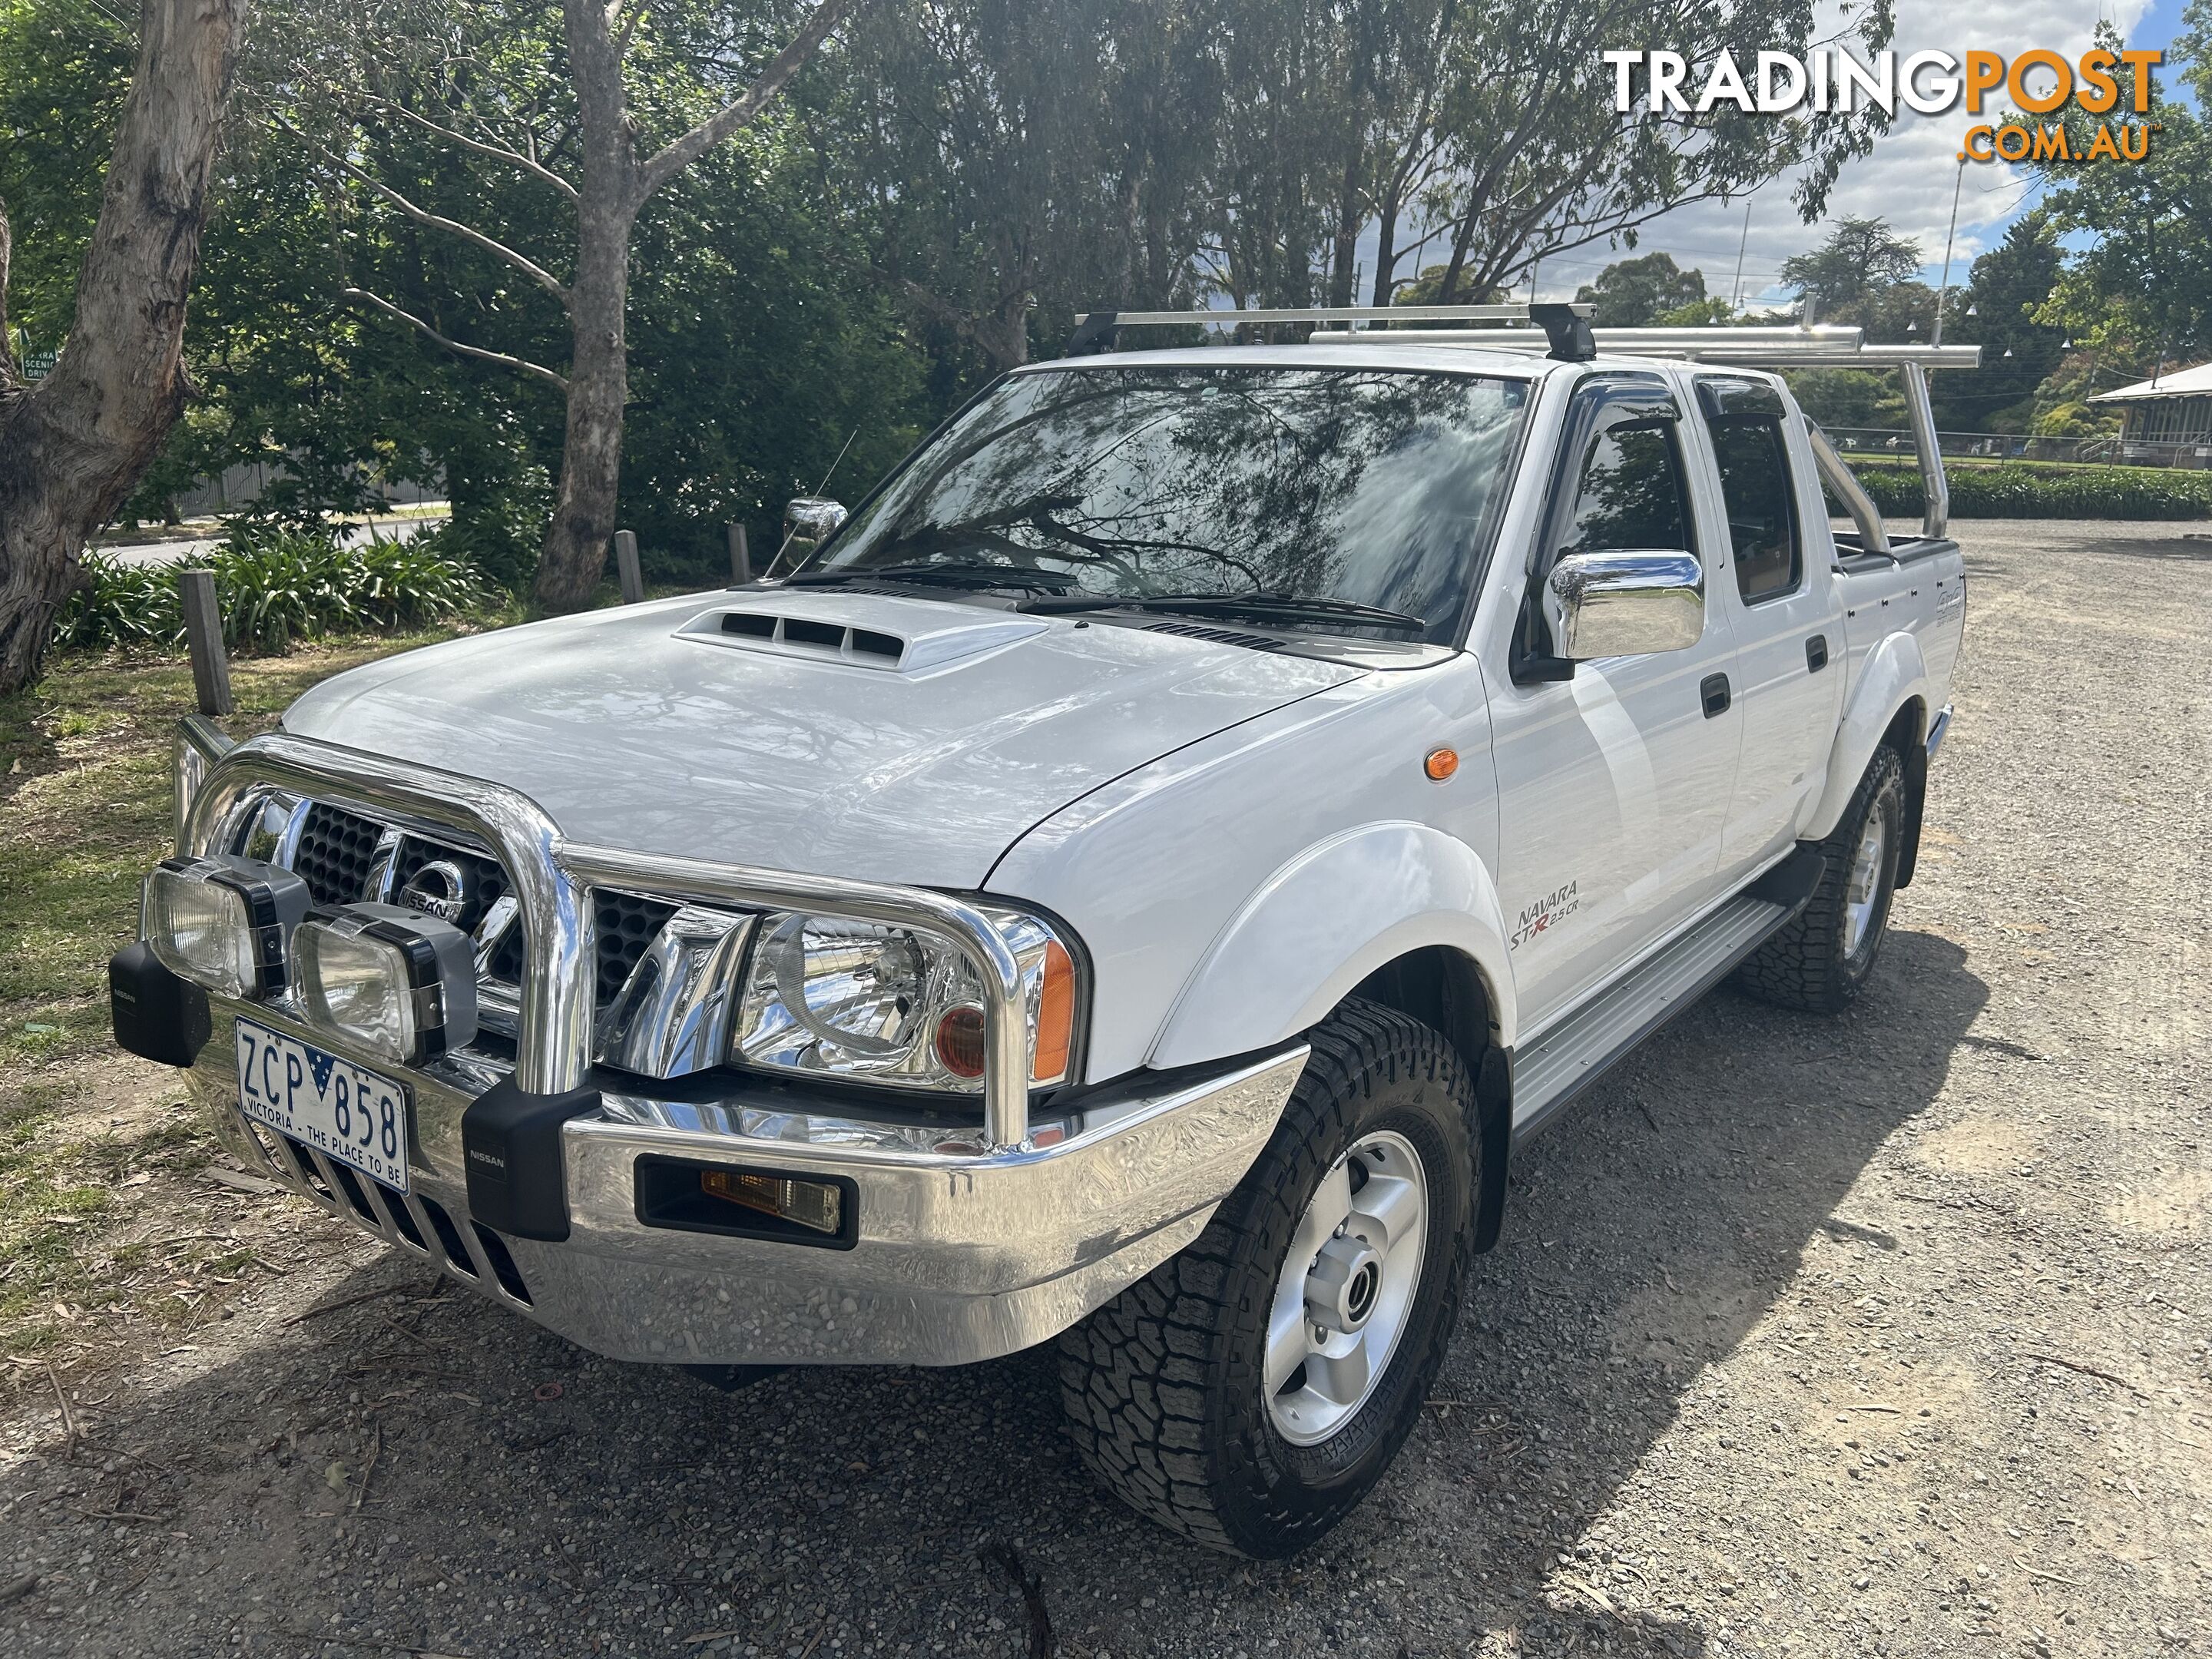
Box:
[1056,1002,1476,1557]
[1737,744,1905,1013]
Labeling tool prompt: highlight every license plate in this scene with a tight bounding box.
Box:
[235,1017,412,1194]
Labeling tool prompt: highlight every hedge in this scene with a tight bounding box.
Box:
[58,525,495,654]
[1846,460,2212,522]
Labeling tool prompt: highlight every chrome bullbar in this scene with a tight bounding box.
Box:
[175,722,1312,1366]
[184,727,1035,1147]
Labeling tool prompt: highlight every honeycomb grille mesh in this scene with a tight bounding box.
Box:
[290,803,386,905]
[594,891,680,1003]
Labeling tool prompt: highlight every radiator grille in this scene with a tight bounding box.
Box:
[389,838,510,936]
[595,890,681,1002]
[291,803,386,905]
[268,800,679,1020]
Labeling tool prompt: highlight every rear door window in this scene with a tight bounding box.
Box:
[1707,418,1801,602]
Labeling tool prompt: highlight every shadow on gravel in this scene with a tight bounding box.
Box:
[2,931,1986,1659]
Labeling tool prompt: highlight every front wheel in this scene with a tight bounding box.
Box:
[1737,743,1906,1014]
[1057,1002,1477,1557]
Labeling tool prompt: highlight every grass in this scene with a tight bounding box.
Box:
[0,624,484,1361]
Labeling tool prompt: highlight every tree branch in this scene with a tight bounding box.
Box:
[0,194,15,387]
[635,0,854,199]
[368,98,579,201]
[270,109,572,310]
[612,0,652,58]
[341,287,569,392]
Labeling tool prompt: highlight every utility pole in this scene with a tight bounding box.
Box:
[1931,158,1966,346]
[1729,197,1752,313]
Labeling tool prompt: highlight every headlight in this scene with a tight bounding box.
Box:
[142,856,310,999]
[730,907,1077,1093]
[295,905,478,1066]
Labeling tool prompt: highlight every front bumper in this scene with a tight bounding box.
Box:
[191,1000,1307,1366]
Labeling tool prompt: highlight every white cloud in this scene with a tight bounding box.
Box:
[1524,0,2153,307]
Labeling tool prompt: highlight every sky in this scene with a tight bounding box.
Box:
[1503,0,2192,309]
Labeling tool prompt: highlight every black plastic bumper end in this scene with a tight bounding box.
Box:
[109,943,211,1068]
[460,1078,603,1242]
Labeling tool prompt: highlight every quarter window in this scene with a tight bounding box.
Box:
[1555,422,1693,558]
[1709,419,1801,601]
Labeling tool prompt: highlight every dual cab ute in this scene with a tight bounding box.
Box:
[114,304,1969,1556]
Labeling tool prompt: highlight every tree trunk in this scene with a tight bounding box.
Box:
[1328,138,1363,308]
[1370,180,1401,306]
[0,0,243,693]
[527,0,852,612]
[531,194,633,612]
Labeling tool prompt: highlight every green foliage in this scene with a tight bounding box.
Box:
[9,0,1902,616]
[1849,460,2212,521]
[1575,253,1707,327]
[2029,17,2210,367]
[55,528,494,655]
[1654,297,1738,326]
[1931,214,2068,431]
[0,0,132,344]
[1783,369,1897,429]
[1779,217,1922,320]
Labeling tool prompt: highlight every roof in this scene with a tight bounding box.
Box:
[2091,362,2212,402]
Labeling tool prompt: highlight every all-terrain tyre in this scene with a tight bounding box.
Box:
[1736,743,1906,1014]
[1056,1000,1478,1557]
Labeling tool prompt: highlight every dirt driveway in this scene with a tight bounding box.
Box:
[2,520,2206,1658]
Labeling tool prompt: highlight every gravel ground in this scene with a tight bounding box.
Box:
[3,518,2207,1658]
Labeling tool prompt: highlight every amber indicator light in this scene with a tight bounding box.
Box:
[1424,747,1459,782]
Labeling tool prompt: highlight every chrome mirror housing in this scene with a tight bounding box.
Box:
[1543,550,1705,660]
[782,496,848,565]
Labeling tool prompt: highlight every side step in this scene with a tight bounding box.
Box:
[1510,879,1810,1141]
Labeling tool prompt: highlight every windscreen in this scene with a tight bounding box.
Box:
[806,366,1531,642]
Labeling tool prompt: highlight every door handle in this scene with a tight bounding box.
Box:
[1700,673,1732,719]
[1806,634,1830,673]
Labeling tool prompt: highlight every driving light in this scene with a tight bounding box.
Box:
[700,1167,844,1237]
[142,856,310,999]
[295,904,478,1066]
[730,908,1078,1094]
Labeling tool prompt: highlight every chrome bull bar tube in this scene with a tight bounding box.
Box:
[557,845,1029,1146]
[184,730,1036,1147]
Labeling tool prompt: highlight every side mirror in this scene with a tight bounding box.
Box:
[782,496,847,564]
[1543,550,1704,660]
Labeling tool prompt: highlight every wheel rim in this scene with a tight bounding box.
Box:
[1841,807,1889,962]
[1263,1130,1429,1448]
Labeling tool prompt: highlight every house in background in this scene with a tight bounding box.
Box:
[2093,363,2212,467]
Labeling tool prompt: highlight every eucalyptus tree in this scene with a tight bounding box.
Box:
[1408,0,1896,306]
[829,0,1224,376]
[0,0,244,691]
[269,0,867,611]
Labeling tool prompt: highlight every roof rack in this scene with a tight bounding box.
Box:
[1065,306,1982,541]
[1067,302,1599,362]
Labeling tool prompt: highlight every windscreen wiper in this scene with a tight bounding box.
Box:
[785,561,1077,594]
[1023,590,1427,633]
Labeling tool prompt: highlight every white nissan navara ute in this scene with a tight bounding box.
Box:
[114,308,1965,1557]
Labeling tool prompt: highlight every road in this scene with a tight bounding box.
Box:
[2,519,2206,1658]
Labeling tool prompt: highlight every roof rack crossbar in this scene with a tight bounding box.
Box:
[1065,301,1603,361]
[1084,303,1591,327]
